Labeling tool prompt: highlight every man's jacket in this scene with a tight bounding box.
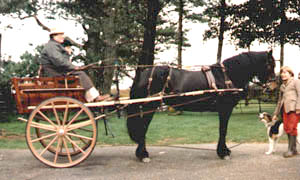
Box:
[40,39,75,73]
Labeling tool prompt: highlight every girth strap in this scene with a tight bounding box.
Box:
[202,66,218,90]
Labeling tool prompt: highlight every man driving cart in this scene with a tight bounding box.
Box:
[40,28,110,102]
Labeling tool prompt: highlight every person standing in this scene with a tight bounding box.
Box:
[272,66,300,158]
[40,28,109,102]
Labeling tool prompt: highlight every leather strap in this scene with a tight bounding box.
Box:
[202,66,218,90]
[220,63,235,89]
[147,67,156,96]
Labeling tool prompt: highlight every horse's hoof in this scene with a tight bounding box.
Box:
[265,151,272,155]
[142,157,151,163]
[223,155,231,160]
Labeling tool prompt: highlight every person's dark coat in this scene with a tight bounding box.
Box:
[40,39,75,74]
[40,39,94,91]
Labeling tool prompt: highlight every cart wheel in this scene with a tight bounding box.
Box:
[35,119,96,156]
[26,97,97,168]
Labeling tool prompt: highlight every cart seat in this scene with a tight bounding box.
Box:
[11,76,86,114]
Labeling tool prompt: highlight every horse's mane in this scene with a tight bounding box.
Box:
[223,51,267,70]
[222,51,269,88]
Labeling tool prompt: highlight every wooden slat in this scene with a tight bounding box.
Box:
[22,88,85,93]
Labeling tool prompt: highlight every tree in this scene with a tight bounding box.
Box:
[0,0,193,93]
[172,0,205,68]
[138,0,161,66]
[229,0,300,67]
[203,0,230,63]
[0,46,41,88]
[177,0,184,68]
[0,0,28,14]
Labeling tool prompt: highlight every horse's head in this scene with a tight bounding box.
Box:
[256,50,276,85]
[264,74,280,93]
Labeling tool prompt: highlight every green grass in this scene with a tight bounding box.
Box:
[0,101,282,149]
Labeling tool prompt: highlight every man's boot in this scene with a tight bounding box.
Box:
[95,94,111,102]
[291,135,298,155]
[283,134,294,158]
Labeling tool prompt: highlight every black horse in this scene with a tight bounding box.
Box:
[126,51,276,162]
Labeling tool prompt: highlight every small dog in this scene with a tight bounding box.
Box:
[259,112,300,155]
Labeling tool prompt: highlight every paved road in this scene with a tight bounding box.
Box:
[0,143,299,180]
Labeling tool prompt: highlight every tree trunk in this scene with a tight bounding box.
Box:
[279,0,287,67]
[138,0,161,66]
[0,34,2,67]
[100,4,117,94]
[280,43,284,67]
[177,0,184,69]
[216,0,226,63]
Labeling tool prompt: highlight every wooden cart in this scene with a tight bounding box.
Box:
[11,76,243,168]
[11,75,169,168]
[11,76,100,168]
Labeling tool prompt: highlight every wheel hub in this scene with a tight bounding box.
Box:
[58,128,65,136]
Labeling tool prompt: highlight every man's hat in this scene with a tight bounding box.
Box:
[49,28,64,35]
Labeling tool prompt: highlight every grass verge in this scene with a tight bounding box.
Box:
[0,101,281,149]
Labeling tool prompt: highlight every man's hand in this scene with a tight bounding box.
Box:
[296,110,300,114]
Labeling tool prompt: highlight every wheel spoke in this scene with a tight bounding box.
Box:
[37,110,57,128]
[62,137,73,163]
[40,135,58,156]
[68,135,77,153]
[74,116,90,123]
[67,120,93,132]
[66,132,93,141]
[34,114,47,122]
[51,102,61,126]
[64,135,86,155]
[66,109,84,128]
[70,130,90,145]
[30,122,56,132]
[63,101,70,126]
[54,137,62,163]
[78,127,94,133]
[31,133,57,143]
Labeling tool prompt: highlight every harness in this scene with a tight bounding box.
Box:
[201,66,218,91]
[220,63,235,89]
[147,64,235,97]
[141,64,238,118]
[199,63,235,90]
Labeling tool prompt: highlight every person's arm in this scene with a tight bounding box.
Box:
[294,79,300,114]
[46,43,76,71]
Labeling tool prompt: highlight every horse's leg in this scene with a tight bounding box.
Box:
[127,102,158,162]
[217,101,234,160]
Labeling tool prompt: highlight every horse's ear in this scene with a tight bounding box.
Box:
[267,49,273,56]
